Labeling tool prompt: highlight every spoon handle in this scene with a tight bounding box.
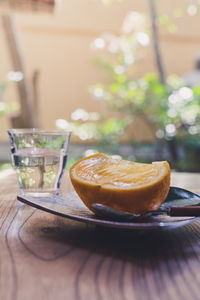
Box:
[169,206,200,216]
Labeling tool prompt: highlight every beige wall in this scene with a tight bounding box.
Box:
[0,0,200,141]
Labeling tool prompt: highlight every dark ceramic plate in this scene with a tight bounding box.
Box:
[17,187,200,230]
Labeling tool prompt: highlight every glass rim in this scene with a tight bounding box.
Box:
[8,128,72,135]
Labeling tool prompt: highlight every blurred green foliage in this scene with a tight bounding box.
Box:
[0,163,12,170]
[0,74,20,117]
[90,73,200,144]
[56,3,200,170]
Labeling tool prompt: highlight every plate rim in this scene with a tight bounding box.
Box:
[17,191,200,230]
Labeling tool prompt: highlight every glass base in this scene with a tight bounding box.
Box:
[19,190,59,198]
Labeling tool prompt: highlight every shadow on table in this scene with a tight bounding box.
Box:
[16,205,200,300]
[18,206,200,263]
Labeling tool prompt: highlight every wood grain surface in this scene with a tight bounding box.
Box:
[0,169,200,300]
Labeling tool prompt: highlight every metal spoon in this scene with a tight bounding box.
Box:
[91,198,200,222]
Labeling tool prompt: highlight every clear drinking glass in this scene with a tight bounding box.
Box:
[8,129,71,197]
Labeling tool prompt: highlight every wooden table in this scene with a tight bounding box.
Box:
[1,169,200,300]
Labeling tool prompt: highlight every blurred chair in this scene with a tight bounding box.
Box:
[1,0,58,128]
